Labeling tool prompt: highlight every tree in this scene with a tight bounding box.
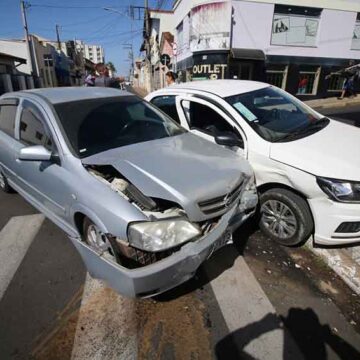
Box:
[106,61,116,74]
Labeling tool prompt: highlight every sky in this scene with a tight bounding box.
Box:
[0,0,172,76]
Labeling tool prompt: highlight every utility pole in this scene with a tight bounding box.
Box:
[20,0,34,75]
[56,24,61,51]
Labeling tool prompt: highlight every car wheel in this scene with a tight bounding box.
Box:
[82,217,119,263]
[259,188,313,246]
[0,171,13,193]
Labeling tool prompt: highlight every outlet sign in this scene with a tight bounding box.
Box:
[192,64,227,80]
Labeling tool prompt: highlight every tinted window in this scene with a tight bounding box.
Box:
[0,105,17,137]
[20,102,53,150]
[184,101,236,134]
[151,96,181,124]
[54,96,185,158]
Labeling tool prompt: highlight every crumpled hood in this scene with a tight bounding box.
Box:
[270,120,360,181]
[82,133,251,221]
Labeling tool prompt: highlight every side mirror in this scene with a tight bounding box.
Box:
[18,145,52,162]
[215,132,244,148]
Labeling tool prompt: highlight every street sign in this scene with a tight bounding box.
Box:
[160,54,171,66]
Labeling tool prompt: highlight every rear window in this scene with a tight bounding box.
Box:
[0,105,17,137]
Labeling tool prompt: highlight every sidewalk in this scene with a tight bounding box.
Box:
[129,86,148,98]
[305,95,360,110]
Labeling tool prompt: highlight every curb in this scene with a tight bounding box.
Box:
[306,242,360,295]
[305,98,360,111]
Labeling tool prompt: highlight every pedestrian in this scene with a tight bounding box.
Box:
[166,71,176,86]
[84,70,96,87]
[298,76,308,94]
[94,63,112,87]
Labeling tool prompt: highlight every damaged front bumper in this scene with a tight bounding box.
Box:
[69,195,257,298]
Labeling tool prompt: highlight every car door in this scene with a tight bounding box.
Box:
[0,98,19,184]
[12,98,68,221]
[175,95,247,158]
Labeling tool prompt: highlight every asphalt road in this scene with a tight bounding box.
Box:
[316,103,360,127]
[1,98,360,359]
[1,188,360,359]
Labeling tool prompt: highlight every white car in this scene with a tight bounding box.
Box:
[146,80,360,246]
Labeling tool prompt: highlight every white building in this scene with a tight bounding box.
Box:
[172,0,360,98]
[75,41,105,64]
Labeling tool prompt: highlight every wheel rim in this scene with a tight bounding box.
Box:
[0,172,5,189]
[261,200,297,239]
[86,224,115,260]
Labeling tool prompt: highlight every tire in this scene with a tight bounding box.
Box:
[259,188,313,246]
[82,217,120,263]
[0,171,13,193]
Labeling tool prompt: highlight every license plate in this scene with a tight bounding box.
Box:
[208,231,233,259]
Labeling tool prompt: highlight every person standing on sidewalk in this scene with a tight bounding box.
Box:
[166,71,176,86]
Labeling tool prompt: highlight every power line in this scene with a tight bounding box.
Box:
[29,4,126,10]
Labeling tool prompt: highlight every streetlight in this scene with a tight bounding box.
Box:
[103,7,131,19]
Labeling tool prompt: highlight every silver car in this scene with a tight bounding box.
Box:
[0,87,257,297]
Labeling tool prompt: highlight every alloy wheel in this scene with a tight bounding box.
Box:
[261,200,297,239]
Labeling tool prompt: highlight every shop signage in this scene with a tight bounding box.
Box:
[192,64,227,80]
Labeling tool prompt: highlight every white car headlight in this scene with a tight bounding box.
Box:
[128,219,201,252]
[317,177,360,203]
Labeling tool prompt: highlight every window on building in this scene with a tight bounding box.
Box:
[20,101,53,150]
[352,13,360,50]
[328,75,344,91]
[176,22,184,55]
[43,54,53,67]
[297,66,321,95]
[271,5,322,47]
[151,96,181,124]
[266,65,288,89]
[0,104,17,137]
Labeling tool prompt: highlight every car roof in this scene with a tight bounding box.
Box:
[166,80,269,98]
[11,87,133,104]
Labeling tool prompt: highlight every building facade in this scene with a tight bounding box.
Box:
[171,0,360,98]
[76,41,105,64]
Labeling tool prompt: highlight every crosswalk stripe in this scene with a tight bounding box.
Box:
[0,214,44,300]
[71,274,137,360]
[208,256,303,359]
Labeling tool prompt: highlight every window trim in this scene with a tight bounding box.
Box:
[175,95,246,149]
[16,98,60,157]
[0,98,19,138]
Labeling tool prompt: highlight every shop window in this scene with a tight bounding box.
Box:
[266,66,288,89]
[271,5,322,47]
[328,75,344,92]
[351,13,360,50]
[150,96,181,124]
[297,67,321,95]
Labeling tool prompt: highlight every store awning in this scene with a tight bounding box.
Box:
[231,48,265,61]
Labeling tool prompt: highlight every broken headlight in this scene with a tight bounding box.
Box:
[128,219,201,252]
[317,177,360,203]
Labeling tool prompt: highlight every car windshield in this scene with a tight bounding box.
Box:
[225,86,328,142]
[54,96,186,157]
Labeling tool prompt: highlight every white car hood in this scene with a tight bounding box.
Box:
[270,120,360,181]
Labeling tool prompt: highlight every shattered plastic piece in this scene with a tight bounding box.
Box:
[351,320,357,326]
[295,264,301,269]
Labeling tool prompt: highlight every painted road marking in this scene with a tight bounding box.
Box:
[71,274,137,360]
[209,256,303,359]
[0,214,44,300]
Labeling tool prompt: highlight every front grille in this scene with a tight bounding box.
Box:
[335,222,360,233]
[198,180,244,215]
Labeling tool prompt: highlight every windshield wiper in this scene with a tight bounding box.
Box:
[274,117,330,143]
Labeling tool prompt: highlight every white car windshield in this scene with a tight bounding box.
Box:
[226,86,329,142]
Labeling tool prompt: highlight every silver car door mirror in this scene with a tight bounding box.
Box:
[18,145,52,162]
